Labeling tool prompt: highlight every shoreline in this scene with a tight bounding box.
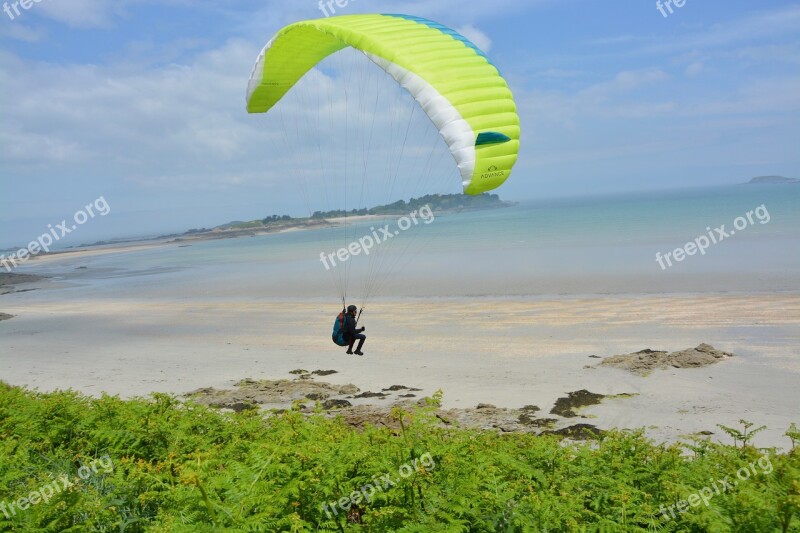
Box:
[1,202,514,270]
[1,278,797,449]
[2,345,795,450]
[178,344,775,448]
[0,215,388,269]
[2,204,798,452]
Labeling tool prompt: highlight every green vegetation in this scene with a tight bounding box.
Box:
[217,217,293,231]
[262,215,293,224]
[190,194,509,232]
[1,383,798,532]
[311,193,509,219]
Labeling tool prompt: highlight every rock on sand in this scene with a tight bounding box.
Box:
[599,343,734,375]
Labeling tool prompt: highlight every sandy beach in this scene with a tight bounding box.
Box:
[1,262,798,450]
[7,213,389,270]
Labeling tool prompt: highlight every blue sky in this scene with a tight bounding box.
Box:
[1,0,799,248]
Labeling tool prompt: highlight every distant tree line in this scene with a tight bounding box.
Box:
[217,194,507,230]
[310,193,506,219]
[262,214,292,224]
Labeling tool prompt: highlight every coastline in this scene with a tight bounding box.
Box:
[2,196,514,270]
[2,270,798,449]
[2,186,799,451]
[4,212,419,268]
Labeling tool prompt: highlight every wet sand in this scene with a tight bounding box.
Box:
[1,276,798,449]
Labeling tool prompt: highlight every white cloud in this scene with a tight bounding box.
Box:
[687,77,800,116]
[34,0,125,28]
[456,24,492,53]
[332,0,541,23]
[586,35,638,46]
[0,40,260,180]
[2,0,799,235]
[538,68,583,79]
[580,68,669,100]
[0,38,462,206]
[734,44,800,66]
[685,62,703,77]
[22,0,215,29]
[0,22,47,42]
[642,4,800,54]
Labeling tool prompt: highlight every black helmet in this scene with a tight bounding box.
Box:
[347,305,357,313]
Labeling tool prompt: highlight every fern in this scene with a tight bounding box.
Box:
[1,383,798,531]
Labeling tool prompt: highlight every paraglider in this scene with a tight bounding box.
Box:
[247,13,519,194]
[246,14,520,353]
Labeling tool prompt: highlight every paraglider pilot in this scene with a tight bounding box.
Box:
[343,304,366,355]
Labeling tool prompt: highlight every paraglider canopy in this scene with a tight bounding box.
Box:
[246,13,520,195]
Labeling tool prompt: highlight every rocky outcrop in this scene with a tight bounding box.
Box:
[599,343,734,375]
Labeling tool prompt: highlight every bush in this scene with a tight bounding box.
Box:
[0,383,797,531]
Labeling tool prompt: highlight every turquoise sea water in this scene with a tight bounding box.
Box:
[17,184,800,299]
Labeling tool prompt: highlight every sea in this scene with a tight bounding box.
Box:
[14,183,800,302]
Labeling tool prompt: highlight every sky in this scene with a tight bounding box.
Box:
[1,0,799,249]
